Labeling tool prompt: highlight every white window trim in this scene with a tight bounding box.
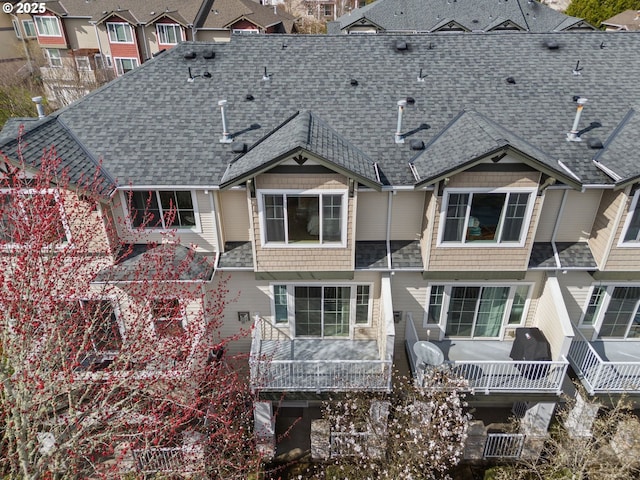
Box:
[34,16,62,37]
[436,187,536,248]
[269,282,374,338]
[156,23,184,44]
[422,282,533,340]
[107,22,134,44]
[149,298,187,338]
[22,19,36,38]
[257,189,348,248]
[44,48,62,68]
[119,189,202,233]
[113,57,138,76]
[579,283,640,341]
[618,190,640,247]
[232,28,260,34]
[75,56,91,71]
[0,188,72,249]
[12,19,22,38]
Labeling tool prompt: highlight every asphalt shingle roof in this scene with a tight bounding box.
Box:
[202,0,295,31]
[593,108,640,186]
[529,242,597,269]
[1,32,639,190]
[328,0,593,34]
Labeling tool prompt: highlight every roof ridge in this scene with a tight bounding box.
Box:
[593,108,636,162]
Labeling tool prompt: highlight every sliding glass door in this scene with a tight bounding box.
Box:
[294,286,350,337]
[445,286,510,338]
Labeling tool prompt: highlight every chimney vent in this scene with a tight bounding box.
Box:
[203,50,215,59]
[184,51,196,59]
[218,100,232,144]
[410,139,425,150]
[567,97,587,142]
[395,40,408,51]
[587,138,603,149]
[544,39,559,50]
[395,99,407,144]
[32,96,45,119]
[232,142,248,154]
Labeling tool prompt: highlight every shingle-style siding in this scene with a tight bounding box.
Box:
[601,190,640,271]
[390,191,425,241]
[110,190,218,252]
[535,189,563,242]
[420,191,436,270]
[427,171,541,271]
[355,191,388,241]
[62,190,112,255]
[588,189,625,269]
[253,173,354,272]
[220,189,251,242]
[557,270,595,325]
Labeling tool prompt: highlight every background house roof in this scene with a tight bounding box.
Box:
[601,9,640,31]
[2,32,640,190]
[201,0,295,31]
[327,0,594,33]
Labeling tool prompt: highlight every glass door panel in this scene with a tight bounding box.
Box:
[474,287,509,337]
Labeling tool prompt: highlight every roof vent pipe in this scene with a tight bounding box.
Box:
[567,97,587,142]
[218,100,232,144]
[32,96,45,119]
[395,99,407,144]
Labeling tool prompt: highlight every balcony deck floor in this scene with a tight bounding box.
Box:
[431,339,515,362]
[261,339,380,361]
[590,340,640,363]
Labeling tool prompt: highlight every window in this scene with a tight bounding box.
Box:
[272,284,371,337]
[260,191,346,245]
[75,56,91,71]
[157,23,183,44]
[0,191,68,245]
[322,4,333,16]
[12,19,22,39]
[44,48,62,68]
[621,191,640,244]
[151,299,185,337]
[35,16,62,36]
[232,28,260,34]
[95,54,112,69]
[581,285,640,339]
[440,189,533,245]
[81,300,122,352]
[425,284,531,338]
[127,190,197,230]
[274,285,288,323]
[107,22,134,43]
[114,57,138,75]
[23,20,36,38]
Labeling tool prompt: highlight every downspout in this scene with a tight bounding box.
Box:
[210,190,224,254]
[550,189,568,269]
[386,190,393,269]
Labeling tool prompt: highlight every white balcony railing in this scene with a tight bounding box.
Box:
[250,317,393,392]
[483,433,525,459]
[406,318,568,394]
[568,328,640,395]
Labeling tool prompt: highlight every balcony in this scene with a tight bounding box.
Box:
[568,328,640,395]
[405,317,568,395]
[249,278,395,392]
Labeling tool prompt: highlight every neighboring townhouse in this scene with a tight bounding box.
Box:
[29,0,295,106]
[602,9,640,31]
[2,31,640,459]
[0,5,37,73]
[327,0,596,34]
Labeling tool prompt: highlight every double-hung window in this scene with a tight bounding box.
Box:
[157,23,183,44]
[34,16,61,36]
[0,190,69,246]
[621,191,640,245]
[151,299,185,337]
[126,190,197,230]
[23,20,36,38]
[440,188,534,245]
[581,285,640,339]
[107,22,134,43]
[114,57,138,75]
[44,48,62,68]
[425,284,531,338]
[272,284,372,337]
[77,300,122,352]
[260,191,346,245]
[12,19,22,38]
[75,56,91,71]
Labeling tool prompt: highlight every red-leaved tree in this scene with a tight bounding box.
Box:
[0,135,262,479]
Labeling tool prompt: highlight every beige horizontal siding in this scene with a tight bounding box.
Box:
[535,189,563,242]
[390,191,425,241]
[219,189,251,242]
[556,189,601,242]
[355,191,388,240]
[588,188,623,268]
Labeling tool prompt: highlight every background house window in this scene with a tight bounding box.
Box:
[114,57,138,75]
[441,190,532,244]
[151,299,185,337]
[82,300,122,352]
[22,20,36,37]
[34,16,61,36]
[0,192,68,245]
[322,4,333,16]
[12,19,22,38]
[75,56,91,71]
[95,54,112,69]
[157,24,183,44]
[622,192,640,243]
[44,48,62,68]
[127,190,196,229]
[261,192,345,245]
[107,22,134,43]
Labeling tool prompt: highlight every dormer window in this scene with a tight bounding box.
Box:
[439,188,534,246]
[258,190,346,247]
[125,190,199,231]
[107,22,134,43]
